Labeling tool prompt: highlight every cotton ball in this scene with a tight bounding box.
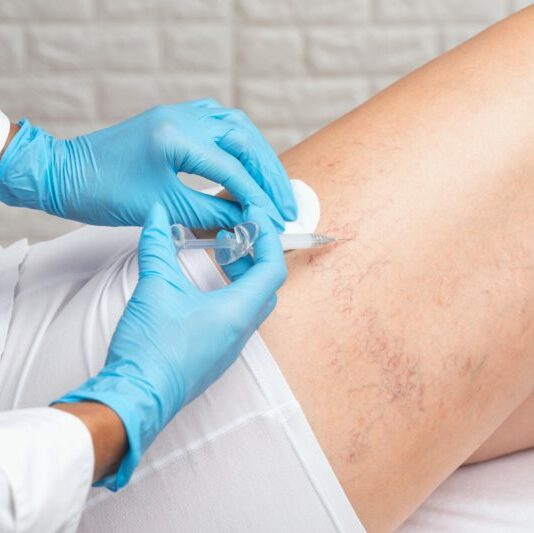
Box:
[284,179,321,235]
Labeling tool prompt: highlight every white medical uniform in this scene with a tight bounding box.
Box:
[0,408,93,532]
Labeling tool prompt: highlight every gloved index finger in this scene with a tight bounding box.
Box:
[185,144,286,232]
[209,108,298,222]
[229,206,287,310]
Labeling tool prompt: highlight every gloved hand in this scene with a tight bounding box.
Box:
[54,203,287,490]
[0,99,297,230]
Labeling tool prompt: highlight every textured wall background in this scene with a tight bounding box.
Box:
[0,0,531,245]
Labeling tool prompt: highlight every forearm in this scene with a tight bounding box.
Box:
[53,402,127,483]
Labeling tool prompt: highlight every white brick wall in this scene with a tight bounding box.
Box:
[0,0,531,244]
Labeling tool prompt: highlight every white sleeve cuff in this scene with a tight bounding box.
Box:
[0,111,10,154]
[0,407,94,533]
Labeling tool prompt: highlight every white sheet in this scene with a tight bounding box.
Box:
[400,448,534,532]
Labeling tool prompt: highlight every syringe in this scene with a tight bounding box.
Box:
[172,222,338,266]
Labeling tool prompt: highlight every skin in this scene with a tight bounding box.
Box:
[257,6,534,531]
[53,402,127,482]
[466,392,534,464]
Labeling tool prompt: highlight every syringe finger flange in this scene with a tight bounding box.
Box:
[215,221,260,265]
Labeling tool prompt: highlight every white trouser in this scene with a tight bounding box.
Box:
[0,225,364,532]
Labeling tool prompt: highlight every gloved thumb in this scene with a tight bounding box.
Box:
[138,203,196,292]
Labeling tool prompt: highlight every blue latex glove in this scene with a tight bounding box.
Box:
[55,203,287,490]
[0,99,297,230]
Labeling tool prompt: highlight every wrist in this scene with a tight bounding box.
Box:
[53,401,128,483]
[0,119,57,213]
[55,370,166,490]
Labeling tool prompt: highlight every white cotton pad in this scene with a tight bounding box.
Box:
[284,179,321,234]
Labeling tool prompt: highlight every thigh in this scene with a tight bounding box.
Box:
[260,7,534,530]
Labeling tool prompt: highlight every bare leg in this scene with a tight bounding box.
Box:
[256,7,534,531]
